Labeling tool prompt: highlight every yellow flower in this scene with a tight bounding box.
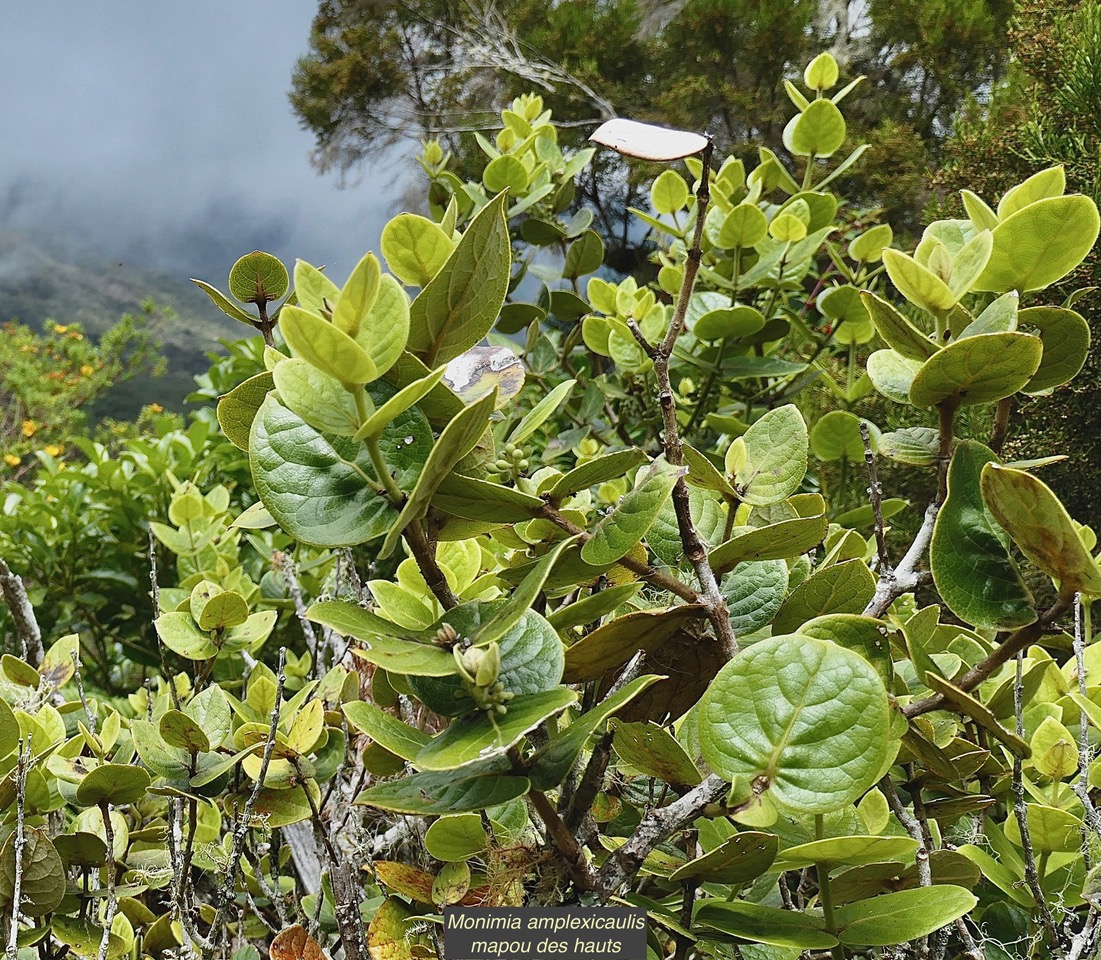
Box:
[80,364,94,376]
[4,454,20,467]
[148,403,164,414]
[53,324,69,334]
[21,420,36,438]
[44,444,63,457]
[68,331,83,341]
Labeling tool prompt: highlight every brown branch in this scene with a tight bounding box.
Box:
[861,421,890,573]
[405,519,460,609]
[528,789,596,891]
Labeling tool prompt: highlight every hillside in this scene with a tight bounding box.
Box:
[0,228,244,416]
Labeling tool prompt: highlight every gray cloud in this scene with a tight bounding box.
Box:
[0,0,401,285]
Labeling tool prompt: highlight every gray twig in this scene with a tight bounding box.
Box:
[97,801,118,960]
[71,652,97,736]
[860,421,890,572]
[864,502,938,619]
[5,740,30,960]
[0,558,43,668]
[281,551,324,674]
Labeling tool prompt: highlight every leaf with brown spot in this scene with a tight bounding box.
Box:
[270,925,329,960]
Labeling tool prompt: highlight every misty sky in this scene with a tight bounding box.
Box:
[0,2,401,285]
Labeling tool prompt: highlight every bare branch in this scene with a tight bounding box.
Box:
[0,558,43,668]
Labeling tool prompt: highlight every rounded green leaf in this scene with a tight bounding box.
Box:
[694,305,765,341]
[154,612,218,660]
[651,170,689,214]
[76,763,151,807]
[333,251,382,337]
[159,710,210,754]
[425,814,487,861]
[483,155,529,194]
[849,224,893,263]
[788,99,846,157]
[810,411,878,462]
[817,285,874,345]
[279,304,377,385]
[0,828,65,917]
[700,634,890,813]
[930,441,1035,631]
[381,214,454,287]
[217,371,275,451]
[799,614,893,686]
[356,769,530,815]
[981,463,1101,595]
[409,605,565,717]
[668,832,778,884]
[718,204,768,248]
[998,166,1066,219]
[835,887,978,947]
[1018,306,1091,393]
[353,274,410,378]
[1005,802,1080,852]
[909,332,1042,407]
[867,350,922,405]
[804,52,839,90]
[250,384,431,548]
[564,230,605,279]
[877,427,939,465]
[228,250,288,304]
[734,405,808,506]
[721,560,789,635]
[273,358,361,437]
[771,559,876,634]
[976,195,1100,292]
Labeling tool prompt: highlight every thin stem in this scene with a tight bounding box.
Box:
[97,801,118,960]
[365,435,403,503]
[860,421,889,573]
[5,741,29,960]
[815,815,846,960]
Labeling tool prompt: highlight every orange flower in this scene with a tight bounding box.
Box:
[21,420,36,438]
[148,403,164,414]
[68,331,83,341]
[80,364,94,376]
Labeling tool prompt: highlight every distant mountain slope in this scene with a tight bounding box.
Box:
[0,228,246,416]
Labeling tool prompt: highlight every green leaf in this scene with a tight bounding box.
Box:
[76,763,151,807]
[799,614,893,686]
[343,701,430,760]
[909,332,1042,407]
[52,917,126,960]
[0,828,65,917]
[668,832,778,884]
[547,449,649,500]
[508,379,576,445]
[734,405,808,506]
[563,604,707,684]
[273,358,361,437]
[811,411,878,462]
[997,166,1066,219]
[546,583,643,632]
[250,384,431,548]
[834,887,978,947]
[788,99,846,158]
[860,292,937,361]
[309,606,455,676]
[651,170,690,214]
[849,224,893,263]
[718,204,768,248]
[981,463,1101,595]
[527,675,663,790]
[229,251,289,304]
[381,214,454,286]
[930,441,1035,631]
[564,230,605,278]
[380,389,496,558]
[778,836,917,868]
[882,248,955,312]
[227,781,322,828]
[154,612,217,660]
[433,473,544,524]
[581,458,684,566]
[191,279,257,326]
[159,710,210,754]
[333,252,381,337]
[279,304,377,385]
[877,427,939,466]
[722,560,790,635]
[293,259,340,313]
[409,606,565,717]
[130,719,190,780]
[693,306,765,341]
[834,498,908,529]
[354,366,447,441]
[709,516,828,573]
[959,291,1019,337]
[415,689,577,771]
[217,372,274,451]
[194,589,249,632]
[867,349,923,405]
[356,768,529,814]
[694,901,837,950]
[700,633,890,813]
[353,274,409,378]
[977,195,1100,292]
[472,537,576,647]
[1018,306,1091,393]
[425,815,488,862]
[408,192,511,364]
[0,699,18,761]
[948,229,993,298]
[611,720,701,787]
[771,559,876,634]
[186,684,233,749]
